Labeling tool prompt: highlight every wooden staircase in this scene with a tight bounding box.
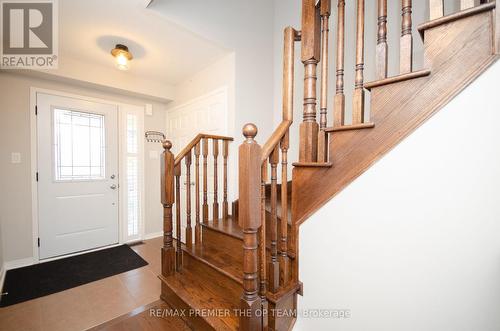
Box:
[157,1,499,330]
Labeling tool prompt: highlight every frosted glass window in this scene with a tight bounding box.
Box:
[127,114,138,154]
[54,109,105,181]
[126,114,139,237]
[127,156,139,236]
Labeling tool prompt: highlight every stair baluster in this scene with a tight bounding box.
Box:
[429,0,444,20]
[161,140,175,276]
[202,138,209,223]
[239,124,263,331]
[352,0,366,125]
[376,0,388,79]
[213,139,219,223]
[260,163,269,329]
[400,0,413,74]
[280,133,290,286]
[318,0,331,163]
[194,142,201,244]
[334,0,346,127]
[268,146,280,293]
[185,151,192,248]
[223,140,229,222]
[174,163,182,270]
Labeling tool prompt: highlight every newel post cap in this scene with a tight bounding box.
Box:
[162,140,172,151]
[242,123,258,139]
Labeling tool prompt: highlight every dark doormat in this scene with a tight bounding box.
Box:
[0,244,148,307]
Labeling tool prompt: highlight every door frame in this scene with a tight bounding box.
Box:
[29,87,146,263]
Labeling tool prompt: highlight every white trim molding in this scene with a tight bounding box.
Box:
[4,257,35,271]
[144,231,163,240]
[0,264,6,294]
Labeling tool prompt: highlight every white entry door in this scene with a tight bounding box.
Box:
[37,93,119,259]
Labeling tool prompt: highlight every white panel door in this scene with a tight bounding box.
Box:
[166,88,228,243]
[37,93,119,259]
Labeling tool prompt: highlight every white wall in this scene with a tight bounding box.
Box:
[0,72,168,263]
[150,0,275,145]
[296,62,500,330]
[166,53,238,203]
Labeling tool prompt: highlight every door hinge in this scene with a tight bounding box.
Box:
[38,238,40,247]
[35,105,38,115]
[36,172,39,181]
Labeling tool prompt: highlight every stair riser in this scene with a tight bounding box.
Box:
[202,226,244,262]
[203,219,296,260]
[182,249,243,288]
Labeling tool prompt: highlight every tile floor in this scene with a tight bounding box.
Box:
[0,237,163,331]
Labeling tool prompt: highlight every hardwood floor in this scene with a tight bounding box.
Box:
[0,237,166,331]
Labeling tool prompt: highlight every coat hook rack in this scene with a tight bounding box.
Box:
[145,131,166,143]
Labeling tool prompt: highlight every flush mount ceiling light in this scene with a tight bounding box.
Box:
[111,44,133,71]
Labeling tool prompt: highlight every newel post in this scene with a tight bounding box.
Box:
[239,124,263,331]
[161,140,176,277]
[299,0,321,162]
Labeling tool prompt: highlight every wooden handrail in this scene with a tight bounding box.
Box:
[261,121,293,163]
[174,134,233,166]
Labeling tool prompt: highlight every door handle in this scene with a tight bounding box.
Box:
[110,184,117,190]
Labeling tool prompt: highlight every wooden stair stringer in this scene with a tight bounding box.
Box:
[292,8,499,225]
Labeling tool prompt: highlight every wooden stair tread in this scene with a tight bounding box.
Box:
[418,2,496,40]
[159,268,239,331]
[325,122,376,132]
[202,218,243,240]
[183,241,244,284]
[364,69,431,90]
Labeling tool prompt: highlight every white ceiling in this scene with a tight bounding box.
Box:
[59,0,230,86]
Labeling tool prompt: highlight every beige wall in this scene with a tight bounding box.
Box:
[0,72,168,263]
[0,224,3,271]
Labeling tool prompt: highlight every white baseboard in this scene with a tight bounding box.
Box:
[4,257,35,270]
[144,231,162,240]
[0,264,5,294]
